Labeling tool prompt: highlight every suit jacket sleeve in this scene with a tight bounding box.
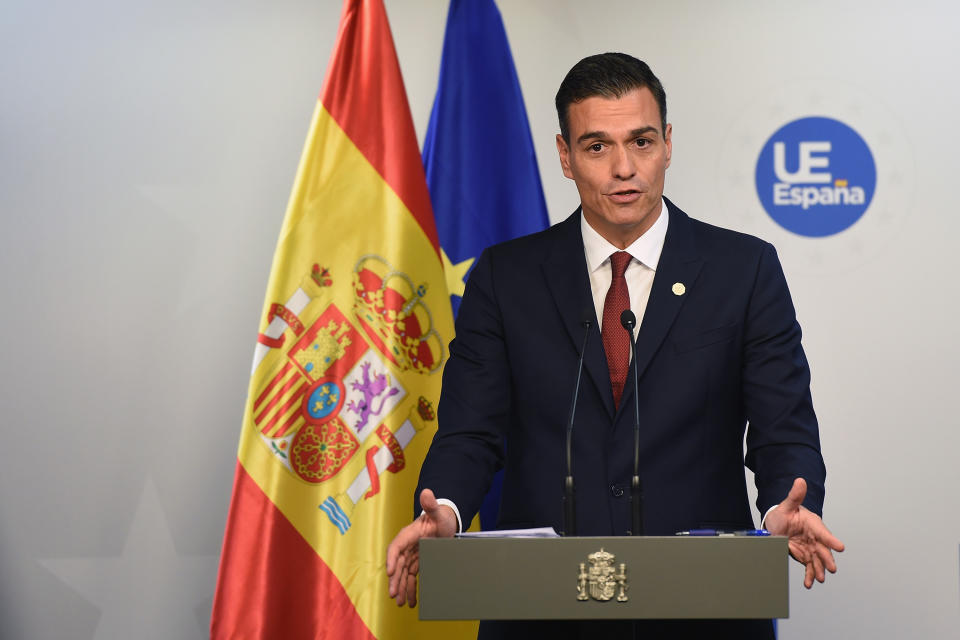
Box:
[743,242,826,517]
[415,247,508,521]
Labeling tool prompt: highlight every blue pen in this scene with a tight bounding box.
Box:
[675,529,721,536]
[675,528,770,536]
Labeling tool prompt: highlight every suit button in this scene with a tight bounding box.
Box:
[610,484,624,498]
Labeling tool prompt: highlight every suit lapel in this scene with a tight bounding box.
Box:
[541,210,615,419]
[620,200,703,410]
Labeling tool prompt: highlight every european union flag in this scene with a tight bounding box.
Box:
[423,0,549,530]
[424,0,549,317]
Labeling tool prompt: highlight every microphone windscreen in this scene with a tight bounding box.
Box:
[580,307,594,327]
[620,309,637,330]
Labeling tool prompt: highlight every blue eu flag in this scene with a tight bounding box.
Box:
[423,0,550,317]
[423,0,549,529]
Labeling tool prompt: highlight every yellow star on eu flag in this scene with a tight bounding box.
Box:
[441,248,475,299]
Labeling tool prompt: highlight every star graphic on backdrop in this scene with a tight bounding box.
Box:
[441,248,474,299]
[39,479,219,640]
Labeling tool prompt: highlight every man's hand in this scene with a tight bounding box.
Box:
[385,488,457,607]
[765,477,845,589]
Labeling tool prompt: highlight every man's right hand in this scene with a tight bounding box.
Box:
[385,488,457,607]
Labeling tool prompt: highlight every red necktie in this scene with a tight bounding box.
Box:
[602,251,632,408]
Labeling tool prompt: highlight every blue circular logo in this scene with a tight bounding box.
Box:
[755,117,875,237]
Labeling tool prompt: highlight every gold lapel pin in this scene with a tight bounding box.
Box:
[672,282,686,296]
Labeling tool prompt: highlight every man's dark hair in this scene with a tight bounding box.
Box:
[555,52,667,143]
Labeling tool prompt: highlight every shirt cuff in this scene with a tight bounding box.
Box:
[761,504,778,528]
[433,498,463,534]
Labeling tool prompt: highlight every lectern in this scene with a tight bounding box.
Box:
[419,536,788,620]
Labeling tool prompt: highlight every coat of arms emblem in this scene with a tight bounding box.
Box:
[577,549,629,602]
[248,255,444,535]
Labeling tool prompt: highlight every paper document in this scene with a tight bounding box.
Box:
[456,527,559,538]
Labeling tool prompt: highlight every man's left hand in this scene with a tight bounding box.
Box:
[764,477,845,589]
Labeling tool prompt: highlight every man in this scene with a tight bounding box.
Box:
[387,53,843,639]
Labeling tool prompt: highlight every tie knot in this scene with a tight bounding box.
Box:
[610,251,631,278]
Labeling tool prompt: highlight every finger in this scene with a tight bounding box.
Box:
[388,549,404,597]
[804,561,814,589]
[781,477,808,511]
[818,528,845,553]
[406,571,418,608]
[396,564,410,606]
[386,523,416,576]
[808,516,845,553]
[417,491,459,538]
[816,543,838,574]
[399,547,421,604]
[386,539,398,576]
[387,524,415,575]
[419,488,438,515]
[812,551,826,583]
[391,564,400,604]
[400,560,417,608]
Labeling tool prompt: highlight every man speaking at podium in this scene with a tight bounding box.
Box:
[387,53,844,639]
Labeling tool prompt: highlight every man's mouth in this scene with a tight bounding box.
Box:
[607,189,642,203]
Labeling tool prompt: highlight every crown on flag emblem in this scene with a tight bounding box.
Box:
[352,255,444,374]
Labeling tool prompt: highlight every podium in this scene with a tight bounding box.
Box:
[419,536,788,620]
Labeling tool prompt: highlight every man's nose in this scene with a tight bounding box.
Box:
[611,146,637,180]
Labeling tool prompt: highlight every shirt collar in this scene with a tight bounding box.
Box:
[581,197,670,273]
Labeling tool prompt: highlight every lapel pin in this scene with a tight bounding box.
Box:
[672,282,686,296]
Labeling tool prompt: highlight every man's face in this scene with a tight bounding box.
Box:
[556,87,671,249]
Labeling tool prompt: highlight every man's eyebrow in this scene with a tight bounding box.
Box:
[630,126,660,138]
[576,130,608,144]
[576,126,660,144]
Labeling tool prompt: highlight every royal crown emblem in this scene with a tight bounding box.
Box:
[577,549,629,602]
[352,255,444,374]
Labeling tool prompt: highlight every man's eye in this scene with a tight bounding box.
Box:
[588,143,604,152]
[636,138,650,148]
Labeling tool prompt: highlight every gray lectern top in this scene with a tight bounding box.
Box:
[419,536,788,621]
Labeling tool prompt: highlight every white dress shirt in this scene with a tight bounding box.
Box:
[581,198,669,336]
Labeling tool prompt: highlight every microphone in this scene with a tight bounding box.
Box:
[563,308,593,537]
[620,309,644,536]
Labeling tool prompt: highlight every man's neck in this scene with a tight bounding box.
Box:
[583,200,664,249]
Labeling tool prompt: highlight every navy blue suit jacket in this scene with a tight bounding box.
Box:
[417,198,826,537]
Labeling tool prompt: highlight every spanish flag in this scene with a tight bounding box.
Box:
[211,1,475,638]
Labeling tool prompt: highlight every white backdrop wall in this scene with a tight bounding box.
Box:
[1,1,957,638]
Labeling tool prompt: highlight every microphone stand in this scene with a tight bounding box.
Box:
[563,313,592,536]
[620,309,644,536]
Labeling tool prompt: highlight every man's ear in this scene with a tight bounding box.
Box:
[556,134,574,179]
[664,123,672,169]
